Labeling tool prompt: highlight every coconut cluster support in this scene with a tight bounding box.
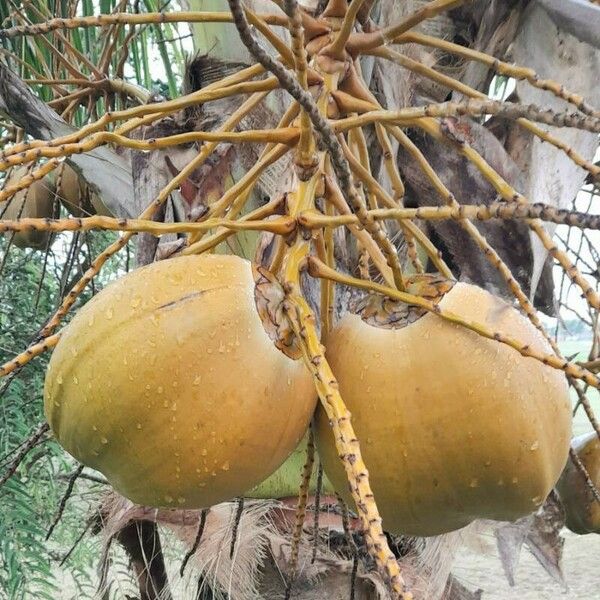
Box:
[285,290,413,599]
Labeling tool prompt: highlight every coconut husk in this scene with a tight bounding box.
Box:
[95,489,490,600]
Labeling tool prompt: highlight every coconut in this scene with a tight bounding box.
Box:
[2,167,56,249]
[56,163,112,217]
[56,163,84,216]
[89,193,112,217]
[557,432,600,534]
[44,254,316,509]
[315,279,572,536]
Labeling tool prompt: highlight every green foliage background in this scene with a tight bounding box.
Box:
[0,234,129,599]
[0,0,194,594]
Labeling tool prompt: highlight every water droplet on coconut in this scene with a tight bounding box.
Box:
[221,461,230,471]
[469,478,479,488]
[136,423,142,430]
[530,440,539,451]
[105,308,113,320]
[164,495,173,504]
[201,449,207,456]
[177,497,186,505]
[193,375,202,386]
[101,437,108,445]
[512,477,519,484]
[56,375,63,385]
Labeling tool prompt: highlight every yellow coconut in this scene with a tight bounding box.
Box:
[557,432,600,534]
[44,254,316,509]
[2,168,56,249]
[89,193,112,217]
[315,279,572,536]
[56,163,91,217]
[56,163,112,217]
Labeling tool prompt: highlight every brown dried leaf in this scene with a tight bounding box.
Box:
[494,493,566,590]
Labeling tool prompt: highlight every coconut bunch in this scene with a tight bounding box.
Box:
[1,0,600,598]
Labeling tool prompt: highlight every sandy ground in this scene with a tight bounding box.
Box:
[453,530,600,599]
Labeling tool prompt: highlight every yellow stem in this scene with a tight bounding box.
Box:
[182,196,284,256]
[421,118,600,310]
[1,64,268,160]
[0,129,299,171]
[324,175,394,287]
[346,0,468,54]
[396,31,600,119]
[327,0,368,58]
[338,135,453,278]
[0,160,59,202]
[0,12,289,38]
[0,215,294,236]
[0,334,60,378]
[286,428,316,591]
[284,290,413,599]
